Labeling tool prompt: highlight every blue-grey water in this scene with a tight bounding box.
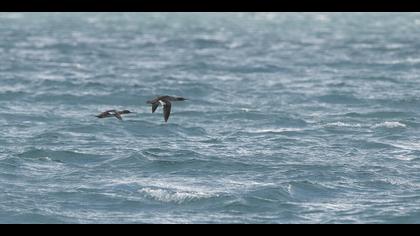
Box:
[1,13,420,224]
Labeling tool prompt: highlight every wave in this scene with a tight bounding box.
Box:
[36,79,108,89]
[0,212,65,224]
[376,58,420,65]
[17,148,105,165]
[317,94,364,104]
[372,121,406,128]
[245,128,304,134]
[353,140,396,149]
[286,180,338,201]
[350,76,399,83]
[191,38,229,49]
[324,122,363,128]
[323,121,407,130]
[384,142,420,152]
[244,186,294,203]
[344,111,411,119]
[139,187,217,204]
[0,91,29,100]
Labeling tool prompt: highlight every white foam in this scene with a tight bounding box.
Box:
[139,188,215,203]
[226,41,243,49]
[384,44,406,49]
[406,58,420,64]
[105,176,274,204]
[324,122,362,128]
[247,128,303,133]
[0,84,28,93]
[212,75,242,81]
[378,58,420,65]
[105,177,222,204]
[372,121,406,128]
[394,154,416,161]
[386,141,420,151]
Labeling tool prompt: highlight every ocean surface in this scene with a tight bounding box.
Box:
[1,13,420,224]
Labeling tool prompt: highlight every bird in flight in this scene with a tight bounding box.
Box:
[95,110,132,120]
[146,96,187,122]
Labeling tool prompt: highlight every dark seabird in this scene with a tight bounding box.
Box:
[95,110,132,120]
[146,96,187,122]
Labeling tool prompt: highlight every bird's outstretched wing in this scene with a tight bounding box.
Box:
[162,100,171,122]
[96,110,113,118]
[96,112,106,118]
[113,112,123,120]
[152,102,159,113]
[167,96,187,101]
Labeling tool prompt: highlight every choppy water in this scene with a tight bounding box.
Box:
[1,13,420,223]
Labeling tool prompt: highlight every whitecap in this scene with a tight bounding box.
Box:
[212,75,242,81]
[379,58,420,65]
[386,141,420,151]
[372,121,406,128]
[406,58,420,64]
[384,44,406,49]
[0,84,28,93]
[246,128,303,134]
[394,154,416,161]
[139,187,215,203]
[324,122,362,128]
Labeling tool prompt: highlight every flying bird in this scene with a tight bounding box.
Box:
[146,96,187,122]
[95,110,132,120]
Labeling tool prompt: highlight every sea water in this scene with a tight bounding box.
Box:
[1,13,420,223]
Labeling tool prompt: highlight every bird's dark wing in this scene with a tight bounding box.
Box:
[113,112,123,120]
[167,96,186,101]
[147,97,160,104]
[162,100,171,122]
[152,102,159,113]
[96,111,110,118]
